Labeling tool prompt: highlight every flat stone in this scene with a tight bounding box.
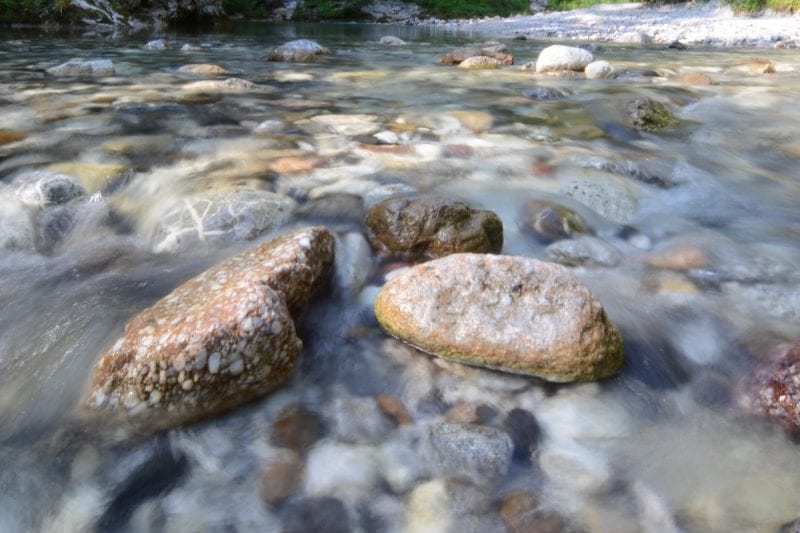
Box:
[426,422,513,486]
[535,45,593,73]
[84,227,335,430]
[458,56,501,69]
[47,59,115,77]
[176,64,230,75]
[260,451,304,504]
[644,245,709,271]
[150,188,295,254]
[374,254,623,382]
[0,130,26,146]
[545,236,622,267]
[380,36,407,46]
[181,78,259,93]
[365,196,503,260]
[271,405,327,454]
[440,47,513,66]
[499,490,568,533]
[269,39,331,63]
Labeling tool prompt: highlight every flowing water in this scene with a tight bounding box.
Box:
[1,22,800,533]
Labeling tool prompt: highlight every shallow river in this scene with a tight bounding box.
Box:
[1,22,800,533]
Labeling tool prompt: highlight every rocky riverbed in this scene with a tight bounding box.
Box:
[424,1,800,48]
[0,21,800,533]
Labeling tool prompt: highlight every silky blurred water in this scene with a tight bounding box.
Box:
[1,23,799,532]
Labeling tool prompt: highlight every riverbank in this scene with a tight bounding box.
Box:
[432,1,800,47]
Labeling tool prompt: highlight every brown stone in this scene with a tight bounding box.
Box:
[375,394,413,425]
[457,56,501,69]
[261,451,304,504]
[678,72,713,86]
[444,402,497,425]
[360,144,415,154]
[271,405,327,453]
[0,130,26,146]
[499,490,567,533]
[523,198,592,243]
[268,156,325,174]
[440,47,513,66]
[374,254,623,382]
[737,342,800,431]
[365,196,503,260]
[177,64,230,75]
[644,245,709,271]
[84,227,335,430]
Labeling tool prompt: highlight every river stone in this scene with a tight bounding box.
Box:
[737,342,800,431]
[522,87,569,100]
[364,196,503,260]
[440,47,513,66]
[144,39,168,50]
[374,254,623,382]
[84,227,335,429]
[176,64,229,75]
[13,171,85,208]
[47,59,115,77]
[151,188,295,254]
[380,36,407,46]
[628,98,676,131]
[535,45,593,73]
[427,422,513,485]
[458,56,501,69]
[181,78,258,93]
[545,236,622,267]
[523,198,592,243]
[585,60,615,79]
[269,39,331,62]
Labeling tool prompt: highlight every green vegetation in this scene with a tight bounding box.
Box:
[0,0,65,22]
[415,0,529,17]
[720,0,800,12]
[546,0,627,11]
[293,0,371,20]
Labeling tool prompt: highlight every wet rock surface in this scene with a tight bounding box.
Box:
[426,422,513,485]
[374,253,624,382]
[150,188,295,254]
[535,45,593,73]
[365,196,503,260]
[47,59,115,77]
[523,198,592,243]
[440,46,514,66]
[269,39,331,62]
[84,227,335,430]
[738,342,800,432]
[628,97,677,131]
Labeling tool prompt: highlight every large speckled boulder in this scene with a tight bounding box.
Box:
[269,39,331,63]
[365,196,503,260]
[737,342,800,432]
[85,227,335,429]
[151,188,295,254]
[535,45,593,73]
[374,254,623,382]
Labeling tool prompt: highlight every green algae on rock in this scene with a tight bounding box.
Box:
[84,226,335,430]
[628,97,677,131]
[374,253,623,382]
